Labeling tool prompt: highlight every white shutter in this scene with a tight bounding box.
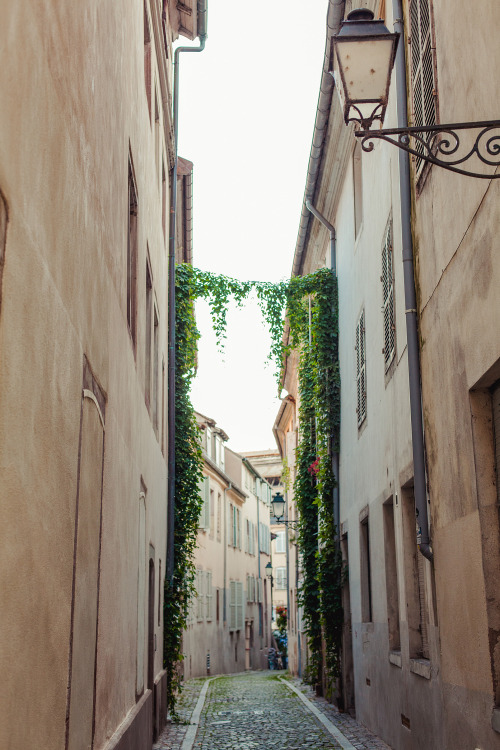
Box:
[206,571,213,621]
[258,578,262,603]
[238,509,242,549]
[237,581,244,631]
[196,568,204,620]
[382,219,395,370]
[356,310,367,426]
[276,567,287,590]
[229,581,236,630]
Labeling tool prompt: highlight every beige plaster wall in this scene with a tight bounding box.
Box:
[0,2,175,748]
[183,446,272,678]
[408,1,500,745]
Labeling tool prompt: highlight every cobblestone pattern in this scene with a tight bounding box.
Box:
[155,671,393,750]
[193,671,341,749]
[287,677,392,750]
[153,677,207,750]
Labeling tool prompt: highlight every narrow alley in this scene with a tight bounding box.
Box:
[154,672,391,750]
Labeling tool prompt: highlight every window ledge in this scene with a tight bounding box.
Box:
[410,658,431,679]
[389,650,402,668]
[492,708,500,734]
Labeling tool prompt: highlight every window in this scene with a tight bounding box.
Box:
[247,575,256,604]
[353,141,363,238]
[408,0,438,175]
[360,514,373,622]
[205,426,212,459]
[356,309,367,427]
[209,489,215,537]
[206,571,213,621]
[275,567,287,590]
[196,568,205,621]
[381,219,396,371]
[383,498,400,651]
[161,159,166,238]
[199,476,210,531]
[216,493,221,541]
[154,90,160,185]
[145,258,153,406]
[275,531,286,554]
[229,581,244,631]
[402,485,429,659]
[152,304,159,432]
[127,159,138,346]
[144,3,152,121]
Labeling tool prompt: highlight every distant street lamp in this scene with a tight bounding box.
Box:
[271,492,286,523]
[332,8,500,179]
[271,492,299,528]
[265,561,273,583]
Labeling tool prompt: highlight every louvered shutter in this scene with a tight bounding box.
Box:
[237,582,244,631]
[206,571,213,621]
[382,221,396,370]
[409,0,437,174]
[229,581,236,630]
[356,310,367,426]
[258,578,263,603]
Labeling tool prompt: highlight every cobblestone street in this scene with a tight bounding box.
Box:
[154,672,392,750]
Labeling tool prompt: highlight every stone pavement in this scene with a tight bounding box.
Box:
[154,671,393,750]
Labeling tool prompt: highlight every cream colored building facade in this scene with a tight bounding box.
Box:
[278,1,500,749]
[0,2,202,749]
[182,415,273,678]
[241,450,287,623]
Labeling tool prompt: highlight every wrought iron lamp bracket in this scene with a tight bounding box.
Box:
[274,517,300,529]
[355,120,500,179]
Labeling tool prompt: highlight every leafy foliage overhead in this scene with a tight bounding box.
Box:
[166,264,342,712]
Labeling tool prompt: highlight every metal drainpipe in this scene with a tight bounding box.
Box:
[391,0,432,562]
[223,482,231,623]
[305,201,340,545]
[166,0,208,586]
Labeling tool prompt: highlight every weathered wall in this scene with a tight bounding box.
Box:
[0,1,176,747]
[183,445,272,679]
[409,0,500,746]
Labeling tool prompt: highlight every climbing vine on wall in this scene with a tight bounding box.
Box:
[167,264,342,711]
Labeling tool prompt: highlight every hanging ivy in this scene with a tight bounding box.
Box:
[164,263,204,717]
[166,263,342,712]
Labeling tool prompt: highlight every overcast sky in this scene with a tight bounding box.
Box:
[176,0,329,452]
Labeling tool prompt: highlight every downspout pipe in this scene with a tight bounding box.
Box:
[293,0,345,277]
[391,0,432,562]
[305,201,340,546]
[223,482,231,623]
[166,0,208,587]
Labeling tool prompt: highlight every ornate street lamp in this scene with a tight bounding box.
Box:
[332,8,399,131]
[332,8,500,179]
[271,492,286,523]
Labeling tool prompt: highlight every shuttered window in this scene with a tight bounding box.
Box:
[206,571,213,621]
[275,567,287,590]
[356,309,367,426]
[275,531,286,554]
[409,0,437,175]
[198,476,210,530]
[229,581,244,631]
[381,220,396,370]
[196,568,205,621]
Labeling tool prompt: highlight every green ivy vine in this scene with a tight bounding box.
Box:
[167,264,342,712]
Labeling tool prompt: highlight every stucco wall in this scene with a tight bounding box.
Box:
[409,1,500,746]
[0,2,175,747]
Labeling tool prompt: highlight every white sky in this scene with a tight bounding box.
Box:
[176,0,328,452]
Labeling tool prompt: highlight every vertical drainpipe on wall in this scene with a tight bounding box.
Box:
[391,0,433,562]
[223,482,231,624]
[305,201,340,546]
[166,0,208,588]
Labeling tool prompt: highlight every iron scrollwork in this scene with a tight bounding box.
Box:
[355,120,500,179]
